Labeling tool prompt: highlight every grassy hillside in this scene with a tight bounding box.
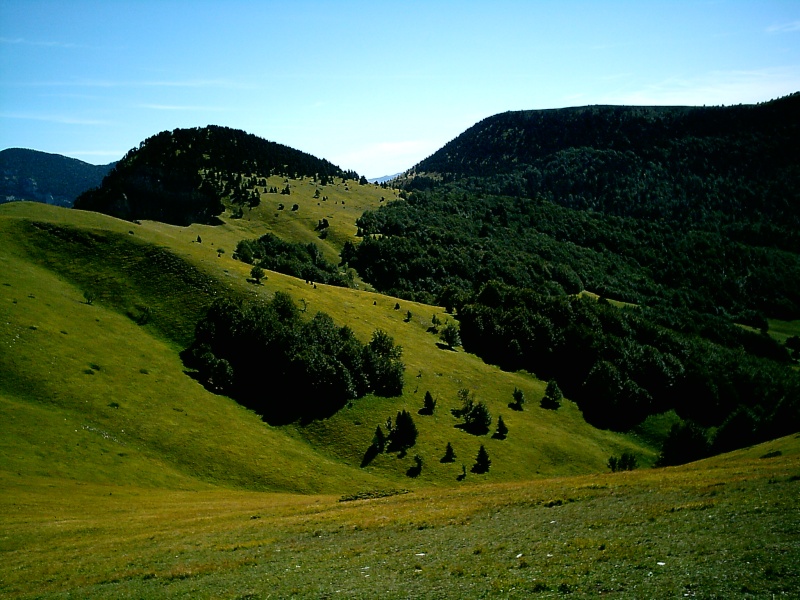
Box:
[0,198,654,493]
[1,434,797,598]
[1,178,798,597]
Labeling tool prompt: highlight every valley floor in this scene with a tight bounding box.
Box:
[2,435,798,599]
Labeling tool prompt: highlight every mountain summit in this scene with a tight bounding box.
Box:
[75,125,358,226]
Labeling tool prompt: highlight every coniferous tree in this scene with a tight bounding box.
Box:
[472,444,491,473]
[441,441,456,463]
[493,415,508,439]
[462,401,492,435]
[372,425,386,452]
[420,390,437,415]
[440,320,461,349]
[407,454,423,478]
[541,379,562,410]
[452,388,475,418]
[510,387,525,411]
[388,409,418,452]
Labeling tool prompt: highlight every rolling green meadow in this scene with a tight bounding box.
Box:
[1,175,799,598]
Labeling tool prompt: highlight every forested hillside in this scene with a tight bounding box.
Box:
[346,94,800,461]
[75,126,360,225]
[0,148,114,207]
[409,94,800,238]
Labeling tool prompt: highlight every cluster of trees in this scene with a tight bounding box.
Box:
[76,125,361,225]
[234,233,350,287]
[451,388,493,435]
[456,282,800,446]
[371,410,418,455]
[607,452,638,472]
[182,293,404,423]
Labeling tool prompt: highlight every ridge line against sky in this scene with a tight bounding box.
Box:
[1,1,799,178]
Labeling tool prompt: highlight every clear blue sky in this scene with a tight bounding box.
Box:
[1,1,798,177]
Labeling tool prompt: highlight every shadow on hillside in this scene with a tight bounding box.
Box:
[454,422,490,436]
[406,463,422,478]
[361,444,380,468]
[181,367,345,427]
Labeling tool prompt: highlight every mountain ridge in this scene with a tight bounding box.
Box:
[0,148,114,207]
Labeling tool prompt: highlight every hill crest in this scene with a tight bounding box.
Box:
[74,125,361,226]
[0,148,114,207]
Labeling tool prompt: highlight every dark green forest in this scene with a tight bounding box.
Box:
[0,148,113,207]
[75,126,360,225]
[182,293,404,424]
[345,94,800,461]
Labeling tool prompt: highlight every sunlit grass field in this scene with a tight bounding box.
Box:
[1,435,797,598]
[1,196,798,598]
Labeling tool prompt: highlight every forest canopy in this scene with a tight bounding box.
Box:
[182,293,404,424]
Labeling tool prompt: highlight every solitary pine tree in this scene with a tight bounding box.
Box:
[472,445,491,474]
[420,390,437,415]
[372,425,386,452]
[493,415,508,439]
[441,442,456,463]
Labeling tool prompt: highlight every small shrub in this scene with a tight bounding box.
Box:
[510,387,525,411]
[250,265,265,284]
[541,379,562,410]
[440,320,461,349]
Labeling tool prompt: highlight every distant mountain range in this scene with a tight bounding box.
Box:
[0,148,115,207]
[368,172,403,184]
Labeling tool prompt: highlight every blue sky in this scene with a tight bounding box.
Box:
[1,1,798,177]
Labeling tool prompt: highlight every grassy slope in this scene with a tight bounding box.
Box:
[0,196,654,494]
[1,184,798,597]
[1,434,797,598]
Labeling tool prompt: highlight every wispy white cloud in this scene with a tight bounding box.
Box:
[0,36,82,49]
[0,112,111,126]
[603,67,800,106]
[766,20,800,33]
[4,78,254,90]
[136,104,225,111]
